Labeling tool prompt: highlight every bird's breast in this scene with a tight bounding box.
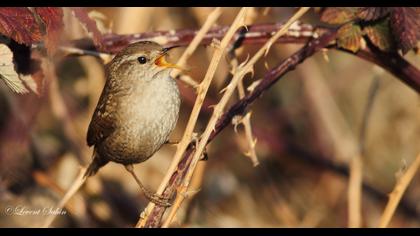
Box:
[108,75,180,163]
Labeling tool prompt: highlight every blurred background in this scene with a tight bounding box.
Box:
[0,7,419,227]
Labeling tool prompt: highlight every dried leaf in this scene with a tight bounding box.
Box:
[70,7,104,50]
[390,7,420,54]
[88,10,112,34]
[20,69,44,95]
[337,23,363,53]
[357,7,391,21]
[0,44,29,94]
[320,7,357,25]
[34,7,64,55]
[0,7,42,46]
[20,50,44,95]
[364,18,395,51]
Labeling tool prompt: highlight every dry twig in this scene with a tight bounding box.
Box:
[160,7,310,228]
[41,167,87,227]
[69,22,420,93]
[379,153,420,227]
[170,7,223,89]
[292,46,363,227]
[229,7,260,166]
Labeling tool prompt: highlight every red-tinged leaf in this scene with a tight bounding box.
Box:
[337,23,363,53]
[70,7,104,50]
[390,7,420,54]
[364,18,395,51]
[320,7,358,25]
[357,7,391,21]
[0,7,42,46]
[34,7,64,55]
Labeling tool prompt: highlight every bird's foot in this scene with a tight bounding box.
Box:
[125,164,172,207]
[143,191,172,207]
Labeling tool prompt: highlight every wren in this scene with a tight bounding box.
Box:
[85,41,181,206]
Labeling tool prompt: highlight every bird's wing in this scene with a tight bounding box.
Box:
[87,80,116,146]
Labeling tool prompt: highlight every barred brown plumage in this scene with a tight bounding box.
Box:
[85,41,181,207]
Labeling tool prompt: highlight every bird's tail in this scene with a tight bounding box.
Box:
[84,150,108,178]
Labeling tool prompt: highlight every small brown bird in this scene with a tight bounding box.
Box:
[85,41,181,206]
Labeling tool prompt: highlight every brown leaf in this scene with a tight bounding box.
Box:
[20,50,45,96]
[357,7,391,21]
[337,23,363,53]
[390,7,420,54]
[364,18,395,51]
[6,41,45,96]
[0,43,29,94]
[0,7,42,46]
[20,69,44,96]
[320,7,357,25]
[34,7,64,55]
[70,7,104,50]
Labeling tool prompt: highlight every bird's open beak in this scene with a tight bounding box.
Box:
[154,45,183,70]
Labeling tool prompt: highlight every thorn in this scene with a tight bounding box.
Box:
[247,67,255,78]
[321,48,329,63]
[247,79,261,92]
[219,85,229,94]
[185,188,201,198]
[237,54,250,70]
[200,151,208,161]
[252,161,260,167]
[232,115,243,133]
[264,61,270,70]
[252,138,258,147]
[245,111,252,119]
[264,41,273,57]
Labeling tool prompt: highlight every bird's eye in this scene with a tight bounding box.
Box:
[137,56,147,64]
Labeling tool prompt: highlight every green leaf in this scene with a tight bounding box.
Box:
[337,23,363,53]
[320,7,358,25]
[364,18,395,51]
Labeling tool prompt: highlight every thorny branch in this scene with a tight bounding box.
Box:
[158,7,310,227]
[68,22,420,93]
[142,26,337,228]
[229,7,260,167]
[71,22,317,53]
